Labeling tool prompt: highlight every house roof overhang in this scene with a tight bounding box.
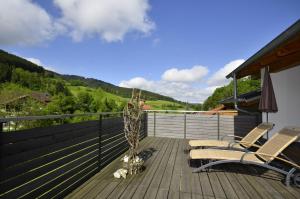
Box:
[220,90,261,104]
[226,19,300,79]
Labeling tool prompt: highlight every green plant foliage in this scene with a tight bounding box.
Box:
[0,49,187,103]
[0,49,198,121]
[77,91,93,112]
[202,78,260,110]
[46,94,77,114]
[0,63,12,82]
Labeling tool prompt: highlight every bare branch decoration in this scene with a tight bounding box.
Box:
[123,89,144,174]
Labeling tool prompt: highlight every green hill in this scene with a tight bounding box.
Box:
[0,49,183,103]
[0,49,189,117]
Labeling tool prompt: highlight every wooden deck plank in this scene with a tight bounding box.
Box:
[120,138,171,199]
[158,139,179,191]
[118,138,166,199]
[254,174,285,199]
[65,137,300,199]
[143,139,176,198]
[199,172,215,198]
[223,166,251,199]
[265,178,299,199]
[180,140,192,198]
[216,171,239,199]
[134,139,175,198]
[246,166,300,199]
[97,137,155,199]
[169,138,185,195]
[229,165,263,199]
[67,137,153,198]
[208,172,225,199]
[167,190,180,199]
[191,193,203,199]
[106,137,158,199]
[235,166,274,199]
[190,174,202,196]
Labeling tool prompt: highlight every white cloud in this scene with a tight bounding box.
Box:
[119,77,154,90]
[24,57,56,71]
[162,65,209,82]
[207,59,245,86]
[54,0,155,42]
[0,0,154,45]
[119,77,212,103]
[25,57,43,66]
[0,0,62,45]
[119,65,212,103]
[119,60,245,103]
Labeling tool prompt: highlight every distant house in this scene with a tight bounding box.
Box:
[226,19,300,137]
[139,100,152,110]
[30,92,51,104]
[0,92,51,113]
[220,90,261,112]
[142,104,152,110]
[206,90,261,116]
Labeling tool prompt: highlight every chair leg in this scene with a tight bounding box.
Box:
[293,172,300,188]
[286,168,296,186]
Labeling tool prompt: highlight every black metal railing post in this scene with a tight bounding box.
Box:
[0,122,3,133]
[98,114,103,171]
[217,112,220,140]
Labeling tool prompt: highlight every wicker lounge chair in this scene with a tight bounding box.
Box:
[190,127,300,186]
[189,122,274,151]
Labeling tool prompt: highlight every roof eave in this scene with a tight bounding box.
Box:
[226,19,300,79]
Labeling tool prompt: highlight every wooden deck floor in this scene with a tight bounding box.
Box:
[66,137,300,199]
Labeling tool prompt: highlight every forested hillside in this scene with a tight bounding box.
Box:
[0,49,179,102]
[202,78,261,110]
[0,49,260,117]
[0,49,188,118]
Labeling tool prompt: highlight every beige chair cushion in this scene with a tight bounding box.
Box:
[256,127,300,162]
[189,140,244,149]
[188,122,273,149]
[240,122,273,148]
[190,149,263,163]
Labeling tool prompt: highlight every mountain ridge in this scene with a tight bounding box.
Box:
[0,49,182,103]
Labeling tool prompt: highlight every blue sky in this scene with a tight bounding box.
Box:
[0,0,299,102]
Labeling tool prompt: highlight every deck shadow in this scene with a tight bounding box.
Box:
[138,147,157,162]
[188,159,286,182]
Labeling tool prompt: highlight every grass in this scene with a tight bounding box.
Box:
[144,100,185,110]
[68,86,187,110]
[68,86,126,105]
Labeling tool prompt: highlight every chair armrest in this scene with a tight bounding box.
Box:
[221,135,243,140]
[253,152,300,170]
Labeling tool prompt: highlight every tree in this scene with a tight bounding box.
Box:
[55,81,67,95]
[90,99,104,112]
[46,94,76,114]
[0,63,12,82]
[11,68,42,90]
[202,78,260,110]
[77,91,93,112]
[102,98,118,112]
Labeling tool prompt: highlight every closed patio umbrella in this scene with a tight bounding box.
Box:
[259,67,278,139]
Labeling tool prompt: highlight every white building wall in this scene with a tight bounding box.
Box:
[262,65,300,138]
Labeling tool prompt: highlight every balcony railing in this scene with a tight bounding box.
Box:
[0,112,147,198]
[145,110,260,140]
[0,110,261,198]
